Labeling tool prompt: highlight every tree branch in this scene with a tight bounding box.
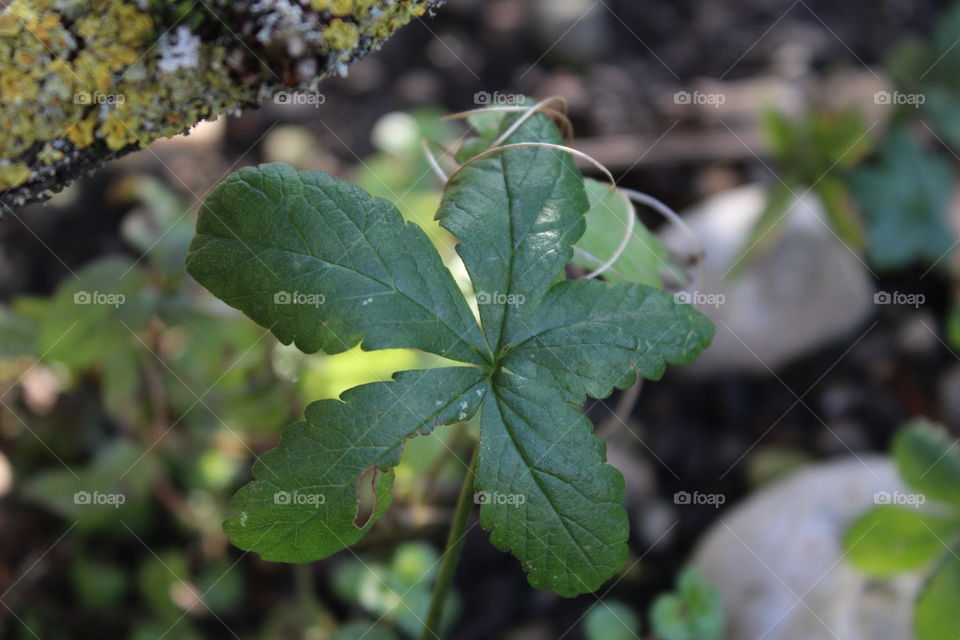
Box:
[0,0,445,210]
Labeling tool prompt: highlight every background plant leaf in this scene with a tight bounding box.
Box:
[844,505,960,576]
[893,419,960,509]
[848,128,955,271]
[915,552,960,640]
[572,178,669,288]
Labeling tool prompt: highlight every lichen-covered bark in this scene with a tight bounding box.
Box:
[0,0,444,210]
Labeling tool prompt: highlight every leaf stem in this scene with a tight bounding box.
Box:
[294,563,316,630]
[420,443,479,640]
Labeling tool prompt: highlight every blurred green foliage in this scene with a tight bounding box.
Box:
[845,420,960,640]
[649,567,724,640]
[849,127,955,271]
[0,111,472,638]
[582,600,642,640]
[332,542,458,638]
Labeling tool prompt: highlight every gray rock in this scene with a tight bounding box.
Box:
[661,184,874,374]
[690,456,920,640]
[529,0,610,66]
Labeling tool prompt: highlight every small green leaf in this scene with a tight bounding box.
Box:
[848,128,955,271]
[583,601,641,640]
[70,557,128,610]
[572,178,669,287]
[224,367,487,562]
[650,568,724,640]
[22,440,156,533]
[138,550,191,619]
[186,163,488,365]
[332,542,458,637]
[904,4,960,149]
[845,505,960,576]
[915,552,960,640]
[37,257,152,369]
[893,419,960,508]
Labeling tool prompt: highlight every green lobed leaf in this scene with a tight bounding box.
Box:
[190,107,714,597]
[224,367,487,562]
[186,163,489,366]
[848,127,955,271]
[572,178,669,288]
[476,370,628,596]
[893,419,960,509]
[502,279,714,403]
[915,552,960,640]
[844,505,960,577]
[436,106,589,353]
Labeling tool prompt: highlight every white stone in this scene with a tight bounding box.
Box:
[661,184,874,374]
[690,456,920,640]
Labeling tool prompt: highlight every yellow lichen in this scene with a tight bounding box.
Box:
[37,142,63,165]
[330,0,354,17]
[323,18,360,50]
[0,13,21,37]
[0,163,30,189]
[102,112,133,150]
[65,115,96,148]
[0,0,437,194]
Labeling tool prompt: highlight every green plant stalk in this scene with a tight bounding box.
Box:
[420,443,479,640]
[294,563,316,630]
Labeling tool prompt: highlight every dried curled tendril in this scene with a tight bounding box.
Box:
[421,96,704,292]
